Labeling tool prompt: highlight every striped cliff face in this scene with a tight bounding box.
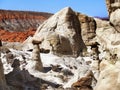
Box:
[0,9,52,42]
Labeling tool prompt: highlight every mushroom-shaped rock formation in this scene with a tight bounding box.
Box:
[32,40,43,71]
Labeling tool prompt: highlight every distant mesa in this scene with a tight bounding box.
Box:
[0,9,53,42]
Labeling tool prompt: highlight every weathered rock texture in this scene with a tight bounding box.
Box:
[95,18,120,58]
[94,60,120,90]
[103,0,120,48]
[106,0,120,32]
[110,9,120,32]
[94,2,120,89]
[0,46,9,90]
[0,9,52,42]
[106,0,120,15]
[72,71,94,90]
[76,13,96,46]
[32,7,86,56]
[0,60,9,90]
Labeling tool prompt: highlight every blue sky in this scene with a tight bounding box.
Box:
[0,0,108,17]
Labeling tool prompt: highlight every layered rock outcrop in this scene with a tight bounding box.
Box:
[0,28,35,42]
[0,9,52,42]
[77,13,96,46]
[0,9,52,32]
[32,7,86,56]
[72,71,94,90]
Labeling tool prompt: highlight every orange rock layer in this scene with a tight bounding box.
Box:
[0,28,35,42]
[0,9,52,42]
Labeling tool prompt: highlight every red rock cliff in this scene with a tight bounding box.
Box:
[0,9,52,42]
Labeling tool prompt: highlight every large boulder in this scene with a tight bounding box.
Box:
[32,7,86,56]
[106,0,120,16]
[95,18,120,58]
[72,70,94,90]
[94,60,120,90]
[106,0,120,32]
[110,9,120,32]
